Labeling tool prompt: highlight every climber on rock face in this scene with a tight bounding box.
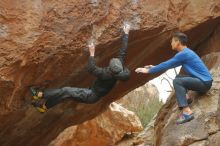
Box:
[30,24,131,113]
[135,32,213,124]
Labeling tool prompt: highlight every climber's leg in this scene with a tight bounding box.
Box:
[30,88,63,111]
[43,88,65,100]
[44,87,100,109]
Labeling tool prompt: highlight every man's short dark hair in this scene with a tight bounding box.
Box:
[172,32,188,45]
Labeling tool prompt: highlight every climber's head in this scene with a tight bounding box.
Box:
[109,58,123,74]
[171,32,188,51]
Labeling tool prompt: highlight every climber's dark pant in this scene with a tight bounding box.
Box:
[43,87,100,109]
[173,75,212,108]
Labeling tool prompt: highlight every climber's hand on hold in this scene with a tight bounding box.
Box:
[135,67,149,74]
[123,23,130,34]
[88,42,95,57]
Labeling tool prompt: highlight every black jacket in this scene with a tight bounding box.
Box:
[87,34,130,97]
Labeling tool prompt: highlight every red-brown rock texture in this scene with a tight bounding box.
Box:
[0,0,219,145]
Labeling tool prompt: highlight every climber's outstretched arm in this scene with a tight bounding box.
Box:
[118,24,130,65]
[87,42,106,77]
[87,57,106,77]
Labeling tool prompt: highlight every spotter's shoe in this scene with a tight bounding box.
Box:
[176,113,194,124]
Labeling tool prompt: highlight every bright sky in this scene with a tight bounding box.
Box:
[149,66,181,103]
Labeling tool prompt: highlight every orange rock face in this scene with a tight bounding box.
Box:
[49,102,142,146]
[0,0,219,145]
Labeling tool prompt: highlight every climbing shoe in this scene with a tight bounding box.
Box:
[31,99,47,113]
[29,87,42,100]
[36,107,46,113]
[176,113,194,124]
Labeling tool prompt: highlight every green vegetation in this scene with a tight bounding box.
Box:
[128,97,163,128]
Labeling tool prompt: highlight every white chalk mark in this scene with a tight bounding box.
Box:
[124,0,141,30]
[131,0,139,5]
[91,0,99,7]
[0,24,8,38]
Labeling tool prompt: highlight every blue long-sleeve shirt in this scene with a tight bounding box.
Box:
[149,48,212,81]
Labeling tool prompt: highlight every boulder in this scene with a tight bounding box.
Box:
[49,102,142,146]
